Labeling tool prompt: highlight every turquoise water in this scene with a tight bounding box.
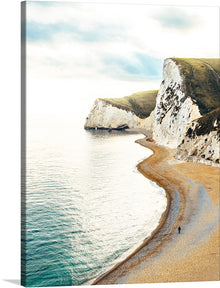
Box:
[22,115,166,287]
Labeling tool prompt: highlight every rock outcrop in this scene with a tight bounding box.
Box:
[84,58,220,166]
[153,58,201,148]
[84,99,155,130]
[153,58,220,166]
[84,90,157,131]
[175,108,220,166]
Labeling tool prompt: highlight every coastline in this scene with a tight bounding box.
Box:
[93,137,220,284]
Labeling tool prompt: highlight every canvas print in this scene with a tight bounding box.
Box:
[21,1,220,287]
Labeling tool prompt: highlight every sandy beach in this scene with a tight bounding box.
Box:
[93,137,220,284]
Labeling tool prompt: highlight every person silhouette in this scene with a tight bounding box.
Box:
[178,226,181,234]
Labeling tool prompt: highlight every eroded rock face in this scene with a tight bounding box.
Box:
[84,99,154,131]
[84,58,219,166]
[153,59,201,148]
[175,117,220,167]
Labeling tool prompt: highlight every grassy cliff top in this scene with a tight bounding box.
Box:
[99,90,158,119]
[170,58,220,115]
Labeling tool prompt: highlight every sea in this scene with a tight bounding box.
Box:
[22,115,167,287]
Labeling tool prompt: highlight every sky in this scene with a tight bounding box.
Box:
[24,1,219,117]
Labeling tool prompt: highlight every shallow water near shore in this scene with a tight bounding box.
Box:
[22,115,167,287]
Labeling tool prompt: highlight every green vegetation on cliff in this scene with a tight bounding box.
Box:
[186,107,220,138]
[99,90,158,119]
[171,58,220,115]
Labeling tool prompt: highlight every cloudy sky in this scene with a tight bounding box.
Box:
[25,1,219,117]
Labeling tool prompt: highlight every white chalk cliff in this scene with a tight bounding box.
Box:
[84,99,155,131]
[153,59,201,148]
[175,112,220,166]
[84,58,219,166]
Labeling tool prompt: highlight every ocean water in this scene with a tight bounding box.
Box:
[22,115,167,287]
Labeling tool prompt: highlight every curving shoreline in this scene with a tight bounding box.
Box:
[93,137,220,284]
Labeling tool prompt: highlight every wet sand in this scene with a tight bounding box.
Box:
[93,138,220,284]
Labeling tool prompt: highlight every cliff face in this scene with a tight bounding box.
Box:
[84,99,155,130]
[153,58,220,165]
[84,90,157,131]
[175,108,220,166]
[153,59,201,148]
[84,57,220,166]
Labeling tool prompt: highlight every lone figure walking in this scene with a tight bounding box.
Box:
[178,226,181,234]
